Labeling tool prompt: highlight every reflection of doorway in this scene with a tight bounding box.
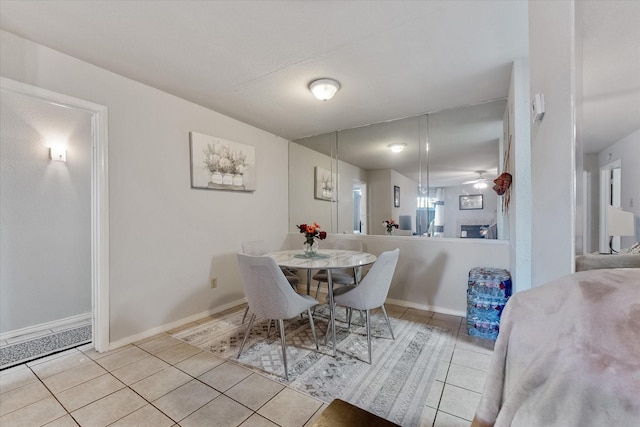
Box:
[353,181,367,234]
[599,160,622,253]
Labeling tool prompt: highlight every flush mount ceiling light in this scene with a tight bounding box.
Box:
[309,78,340,101]
[388,143,407,153]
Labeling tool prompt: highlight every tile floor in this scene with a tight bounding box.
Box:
[0,304,495,427]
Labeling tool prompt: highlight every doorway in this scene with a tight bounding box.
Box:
[599,160,622,253]
[0,78,109,364]
[353,181,367,234]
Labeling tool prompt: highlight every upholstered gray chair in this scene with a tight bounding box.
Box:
[236,253,319,380]
[241,240,299,323]
[312,239,364,300]
[332,248,399,364]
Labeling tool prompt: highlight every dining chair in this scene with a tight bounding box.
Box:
[236,253,319,380]
[241,240,299,323]
[332,248,399,364]
[312,238,364,301]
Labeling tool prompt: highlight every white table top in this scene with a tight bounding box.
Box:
[266,249,377,269]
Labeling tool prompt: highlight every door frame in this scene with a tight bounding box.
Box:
[599,159,621,254]
[1,77,110,352]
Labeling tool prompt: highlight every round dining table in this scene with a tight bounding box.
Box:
[266,249,377,356]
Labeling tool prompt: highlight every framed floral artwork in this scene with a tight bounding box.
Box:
[189,132,255,192]
[314,166,336,201]
[459,194,483,210]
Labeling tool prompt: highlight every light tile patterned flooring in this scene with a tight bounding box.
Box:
[0,304,494,427]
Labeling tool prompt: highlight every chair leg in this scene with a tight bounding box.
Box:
[380,305,395,340]
[312,282,323,314]
[237,313,256,359]
[323,302,336,346]
[366,309,372,364]
[347,307,352,328]
[242,306,249,324]
[308,308,319,350]
[278,319,288,381]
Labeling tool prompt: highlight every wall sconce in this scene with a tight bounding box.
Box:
[50,147,67,162]
[309,78,340,101]
[388,143,407,153]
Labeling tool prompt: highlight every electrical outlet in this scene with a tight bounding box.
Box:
[210,277,217,288]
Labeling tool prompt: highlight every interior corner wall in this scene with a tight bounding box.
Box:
[0,30,290,345]
[508,58,532,293]
[528,0,576,286]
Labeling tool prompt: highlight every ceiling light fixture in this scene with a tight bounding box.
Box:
[309,78,340,101]
[388,143,407,153]
[474,181,488,189]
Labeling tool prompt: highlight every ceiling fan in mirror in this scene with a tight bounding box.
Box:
[463,171,491,189]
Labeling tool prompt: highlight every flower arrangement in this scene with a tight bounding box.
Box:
[297,222,327,245]
[203,143,247,175]
[383,219,399,234]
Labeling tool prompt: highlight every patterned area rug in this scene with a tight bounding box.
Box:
[173,306,450,427]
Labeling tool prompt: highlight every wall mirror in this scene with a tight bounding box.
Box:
[289,99,508,240]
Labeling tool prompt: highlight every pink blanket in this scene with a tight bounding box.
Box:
[473,268,640,427]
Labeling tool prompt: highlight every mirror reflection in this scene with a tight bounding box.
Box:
[289,99,508,240]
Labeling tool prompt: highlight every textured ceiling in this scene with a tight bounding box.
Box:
[0,0,637,155]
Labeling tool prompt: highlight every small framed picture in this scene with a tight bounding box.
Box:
[314,166,336,201]
[459,194,483,210]
[394,186,400,207]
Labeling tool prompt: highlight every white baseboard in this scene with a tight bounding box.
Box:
[0,312,92,342]
[105,296,464,353]
[384,298,466,318]
[297,286,466,317]
[107,298,247,352]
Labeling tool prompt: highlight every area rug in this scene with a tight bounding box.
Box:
[0,325,92,370]
[173,306,450,427]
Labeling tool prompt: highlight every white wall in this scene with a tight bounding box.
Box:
[368,169,392,235]
[441,185,498,238]
[288,233,510,315]
[507,58,532,292]
[528,1,576,286]
[598,129,640,247]
[1,30,290,345]
[390,170,417,233]
[583,153,600,253]
[337,158,368,234]
[0,90,92,333]
[288,142,335,233]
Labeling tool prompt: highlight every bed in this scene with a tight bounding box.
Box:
[471,268,640,427]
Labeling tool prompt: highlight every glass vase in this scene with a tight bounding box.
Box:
[303,240,318,257]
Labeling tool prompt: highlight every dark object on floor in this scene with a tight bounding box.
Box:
[310,399,400,427]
